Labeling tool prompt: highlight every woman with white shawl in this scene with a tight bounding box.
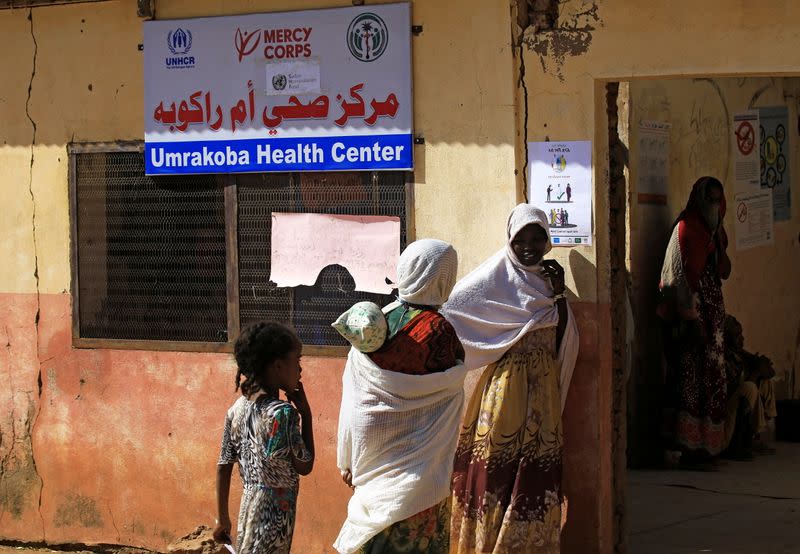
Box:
[442,204,579,554]
[335,239,468,554]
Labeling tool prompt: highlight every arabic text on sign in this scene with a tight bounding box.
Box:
[152,82,400,133]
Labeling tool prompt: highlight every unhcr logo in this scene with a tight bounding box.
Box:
[168,28,192,54]
[166,28,195,69]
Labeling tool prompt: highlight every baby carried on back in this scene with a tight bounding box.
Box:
[332,239,467,554]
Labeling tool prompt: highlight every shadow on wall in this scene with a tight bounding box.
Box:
[568,249,596,300]
[627,203,674,467]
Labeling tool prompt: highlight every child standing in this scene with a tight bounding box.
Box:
[214,322,315,554]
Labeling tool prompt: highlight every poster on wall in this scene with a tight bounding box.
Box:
[732,110,760,193]
[269,213,400,293]
[143,3,412,175]
[733,190,774,250]
[637,120,670,204]
[759,106,791,222]
[528,141,593,246]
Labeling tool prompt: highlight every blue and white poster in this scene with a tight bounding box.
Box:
[759,106,791,221]
[528,141,593,246]
[144,4,412,175]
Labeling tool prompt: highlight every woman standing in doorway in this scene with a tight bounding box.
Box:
[443,204,579,553]
[657,176,731,468]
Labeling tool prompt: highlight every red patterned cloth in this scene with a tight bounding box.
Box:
[369,309,465,375]
[658,177,729,321]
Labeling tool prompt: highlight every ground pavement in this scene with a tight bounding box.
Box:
[628,442,800,553]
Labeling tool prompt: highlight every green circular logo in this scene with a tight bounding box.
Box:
[347,13,388,62]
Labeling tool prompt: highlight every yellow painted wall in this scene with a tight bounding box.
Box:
[629,76,800,395]
[0,0,519,299]
[1,1,143,296]
[5,0,800,377]
[521,0,800,301]
[0,8,38,295]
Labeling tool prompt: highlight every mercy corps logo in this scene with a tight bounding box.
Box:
[235,27,313,62]
[165,28,195,69]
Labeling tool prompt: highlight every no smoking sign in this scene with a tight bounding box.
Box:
[736,121,755,155]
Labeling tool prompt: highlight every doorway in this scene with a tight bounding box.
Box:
[608,76,800,553]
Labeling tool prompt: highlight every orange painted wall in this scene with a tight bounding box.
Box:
[0,293,42,539]
[1,292,350,551]
[562,302,612,553]
[1,291,606,552]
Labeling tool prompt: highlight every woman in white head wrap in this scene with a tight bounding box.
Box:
[442,204,579,554]
[335,239,467,554]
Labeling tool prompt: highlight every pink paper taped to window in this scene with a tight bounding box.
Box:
[270,213,400,294]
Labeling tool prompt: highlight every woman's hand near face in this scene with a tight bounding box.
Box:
[541,260,566,295]
[542,259,569,351]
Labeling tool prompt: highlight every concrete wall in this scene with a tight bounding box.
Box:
[4,0,800,552]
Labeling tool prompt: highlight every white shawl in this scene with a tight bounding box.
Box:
[441,204,579,413]
[334,349,467,553]
[395,238,458,307]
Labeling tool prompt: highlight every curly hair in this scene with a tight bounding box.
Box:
[233,321,299,396]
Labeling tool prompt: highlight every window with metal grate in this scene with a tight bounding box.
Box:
[237,171,408,348]
[70,147,408,351]
[73,150,229,344]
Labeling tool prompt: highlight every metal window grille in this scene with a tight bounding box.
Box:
[237,171,408,347]
[73,151,228,343]
[71,147,408,350]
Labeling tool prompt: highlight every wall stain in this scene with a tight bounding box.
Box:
[54,493,104,528]
[748,78,776,109]
[0,399,40,521]
[686,100,726,175]
[687,78,730,182]
[520,0,602,81]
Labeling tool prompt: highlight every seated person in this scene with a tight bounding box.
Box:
[722,315,777,459]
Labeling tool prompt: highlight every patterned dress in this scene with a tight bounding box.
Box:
[664,262,727,456]
[451,327,562,553]
[218,394,312,554]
